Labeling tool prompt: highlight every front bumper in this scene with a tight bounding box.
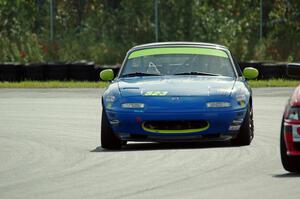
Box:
[105,108,247,141]
[118,133,236,142]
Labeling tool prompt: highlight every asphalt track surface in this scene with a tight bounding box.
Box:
[1,87,300,199]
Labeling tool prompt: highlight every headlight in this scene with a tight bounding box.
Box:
[106,95,116,102]
[206,102,231,108]
[121,103,145,109]
[236,95,246,107]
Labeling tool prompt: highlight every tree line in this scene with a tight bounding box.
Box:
[0,0,299,64]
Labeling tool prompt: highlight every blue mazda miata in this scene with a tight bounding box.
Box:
[100,42,258,149]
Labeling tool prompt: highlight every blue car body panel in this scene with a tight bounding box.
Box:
[102,75,251,140]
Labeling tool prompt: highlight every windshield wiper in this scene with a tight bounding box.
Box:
[121,72,162,77]
[174,71,220,76]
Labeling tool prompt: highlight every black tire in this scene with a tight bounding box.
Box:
[280,118,300,172]
[231,105,254,146]
[101,109,122,149]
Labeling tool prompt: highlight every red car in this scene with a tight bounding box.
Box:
[281,85,300,172]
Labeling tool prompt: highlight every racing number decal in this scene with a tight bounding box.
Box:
[144,91,168,96]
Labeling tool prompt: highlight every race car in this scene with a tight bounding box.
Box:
[281,85,300,172]
[100,42,258,149]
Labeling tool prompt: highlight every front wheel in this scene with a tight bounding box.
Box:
[231,104,254,146]
[280,118,300,172]
[101,109,122,150]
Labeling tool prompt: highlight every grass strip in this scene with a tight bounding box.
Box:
[0,81,108,88]
[248,79,299,88]
[0,79,299,88]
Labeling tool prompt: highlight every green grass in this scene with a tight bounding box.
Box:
[0,81,108,88]
[0,79,299,88]
[248,79,299,88]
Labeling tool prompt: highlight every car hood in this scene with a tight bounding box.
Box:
[117,76,236,97]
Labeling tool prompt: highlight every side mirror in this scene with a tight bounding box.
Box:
[100,69,114,81]
[243,67,259,79]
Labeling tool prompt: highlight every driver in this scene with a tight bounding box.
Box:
[146,62,161,75]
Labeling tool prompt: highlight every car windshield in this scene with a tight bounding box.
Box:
[120,47,235,77]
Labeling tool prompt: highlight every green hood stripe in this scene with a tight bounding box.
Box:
[128,47,228,59]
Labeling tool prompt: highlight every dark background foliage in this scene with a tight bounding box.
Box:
[0,0,299,64]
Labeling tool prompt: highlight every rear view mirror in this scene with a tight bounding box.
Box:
[243,67,259,79]
[100,69,114,81]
